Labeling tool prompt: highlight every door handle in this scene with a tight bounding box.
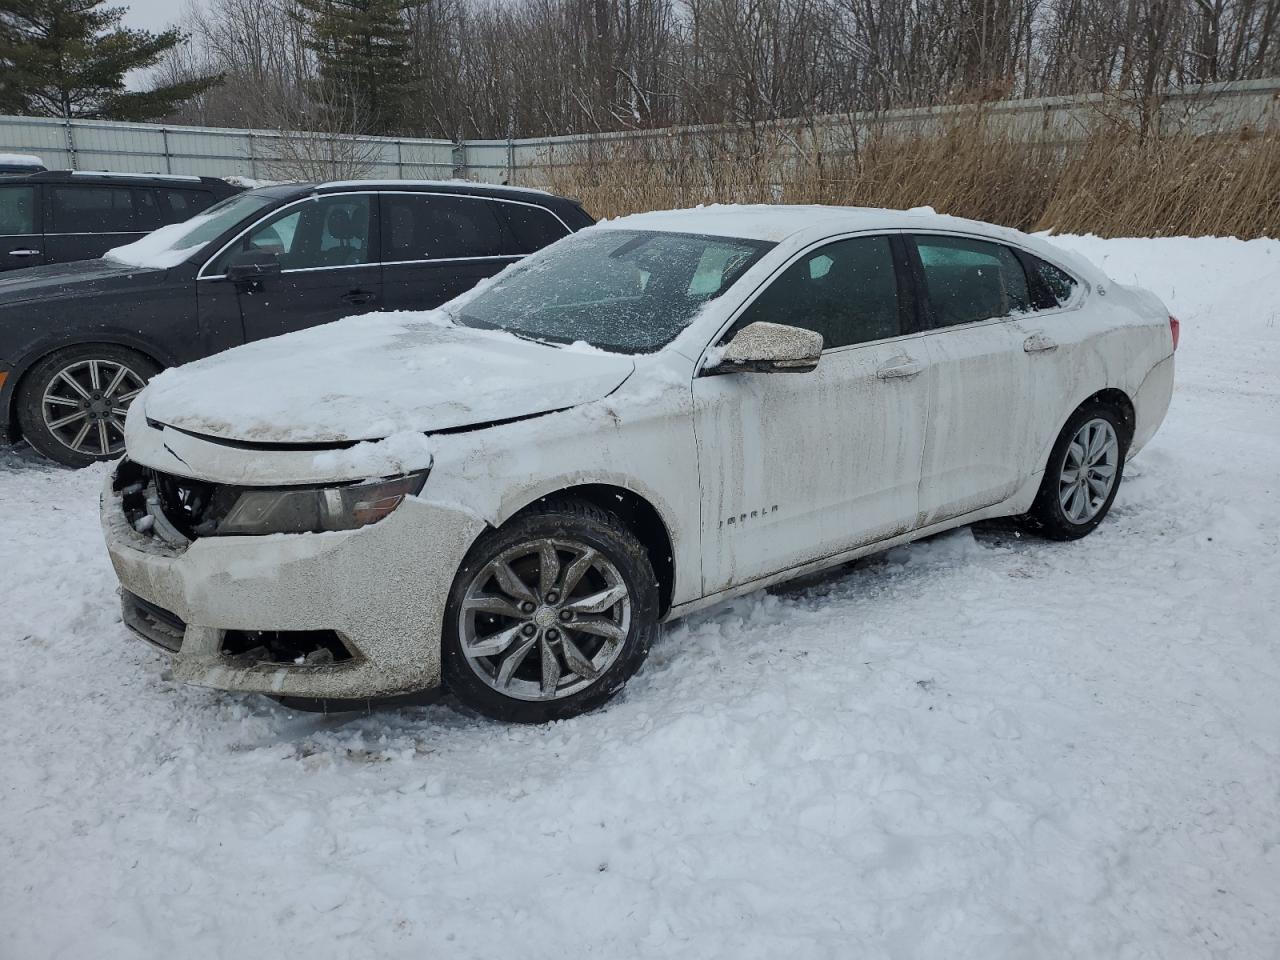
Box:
[341,290,376,305]
[7,249,40,257]
[876,357,925,380]
[1023,333,1058,353]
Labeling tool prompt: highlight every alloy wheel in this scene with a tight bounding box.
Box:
[1059,417,1119,524]
[459,538,632,702]
[41,359,146,458]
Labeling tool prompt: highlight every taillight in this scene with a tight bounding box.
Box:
[1169,315,1180,351]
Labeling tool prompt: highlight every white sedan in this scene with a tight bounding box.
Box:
[101,205,1176,722]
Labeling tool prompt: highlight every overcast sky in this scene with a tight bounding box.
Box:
[120,0,198,34]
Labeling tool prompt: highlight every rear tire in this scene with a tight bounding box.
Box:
[1019,401,1129,541]
[442,498,659,723]
[16,344,158,468]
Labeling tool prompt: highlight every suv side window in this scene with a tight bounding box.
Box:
[0,185,36,234]
[382,194,506,261]
[500,203,569,254]
[160,188,215,224]
[1023,253,1079,309]
[214,194,373,272]
[733,235,902,349]
[913,234,1030,326]
[49,185,138,233]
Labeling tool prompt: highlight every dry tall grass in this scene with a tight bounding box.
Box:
[536,112,1280,238]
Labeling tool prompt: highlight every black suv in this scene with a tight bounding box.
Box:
[0,180,594,466]
[0,171,241,272]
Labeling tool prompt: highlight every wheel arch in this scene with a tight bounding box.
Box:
[1080,387,1136,446]
[499,482,678,618]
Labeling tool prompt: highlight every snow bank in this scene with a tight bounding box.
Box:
[3,234,1280,959]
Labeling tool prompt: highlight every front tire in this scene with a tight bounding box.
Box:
[442,498,659,723]
[1020,401,1128,540]
[16,344,158,468]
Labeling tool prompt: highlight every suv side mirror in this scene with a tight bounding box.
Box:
[224,248,282,283]
[704,321,823,375]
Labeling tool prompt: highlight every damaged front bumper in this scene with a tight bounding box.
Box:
[101,466,486,701]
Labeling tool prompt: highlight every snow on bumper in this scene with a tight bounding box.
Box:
[101,473,486,700]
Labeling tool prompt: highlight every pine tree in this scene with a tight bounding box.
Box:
[292,0,414,136]
[0,0,221,120]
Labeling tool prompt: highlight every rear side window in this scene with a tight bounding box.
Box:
[914,235,1029,326]
[49,185,138,233]
[382,194,505,260]
[0,185,36,234]
[134,189,162,230]
[734,235,902,349]
[500,203,569,254]
[160,188,215,224]
[1024,254,1079,309]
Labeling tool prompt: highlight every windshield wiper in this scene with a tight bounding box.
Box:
[455,312,562,347]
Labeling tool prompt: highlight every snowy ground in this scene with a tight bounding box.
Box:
[3,234,1279,959]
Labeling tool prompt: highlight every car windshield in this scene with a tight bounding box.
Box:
[104,191,278,269]
[455,229,773,353]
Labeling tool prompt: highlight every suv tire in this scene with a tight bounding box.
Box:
[16,344,158,468]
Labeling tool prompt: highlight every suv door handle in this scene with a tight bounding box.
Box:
[876,357,925,380]
[341,289,376,305]
[1023,333,1058,353]
[7,249,40,257]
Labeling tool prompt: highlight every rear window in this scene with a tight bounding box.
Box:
[501,203,570,254]
[382,194,506,260]
[0,185,36,234]
[914,235,1030,326]
[50,185,138,233]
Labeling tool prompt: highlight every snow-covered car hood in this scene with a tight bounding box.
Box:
[140,312,636,444]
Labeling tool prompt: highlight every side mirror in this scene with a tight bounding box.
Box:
[704,321,823,375]
[224,248,281,283]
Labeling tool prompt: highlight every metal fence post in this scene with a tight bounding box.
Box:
[452,140,466,180]
[247,132,257,179]
[63,117,77,170]
[161,127,172,173]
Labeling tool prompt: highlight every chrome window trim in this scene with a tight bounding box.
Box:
[197,190,572,281]
[382,255,522,268]
[197,189,377,281]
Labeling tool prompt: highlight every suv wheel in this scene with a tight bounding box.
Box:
[16,344,158,468]
[442,499,659,723]
[1020,401,1128,540]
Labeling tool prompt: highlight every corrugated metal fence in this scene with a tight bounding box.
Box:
[1,77,1276,186]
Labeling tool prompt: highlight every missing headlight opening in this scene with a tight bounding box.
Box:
[114,460,428,540]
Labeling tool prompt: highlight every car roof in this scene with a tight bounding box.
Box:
[12,170,235,189]
[596,203,1099,278]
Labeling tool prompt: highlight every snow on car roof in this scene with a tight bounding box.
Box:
[69,170,203,182]
[597,203,1030,241]
[597,203,1101,278]
[0,153,42,166]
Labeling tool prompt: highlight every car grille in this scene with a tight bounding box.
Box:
[121,590,186,653]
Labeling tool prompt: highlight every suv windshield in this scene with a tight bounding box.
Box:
[456,229,772,353]
[104,191,277,268]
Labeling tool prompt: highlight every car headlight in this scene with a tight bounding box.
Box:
[216,471,429,536]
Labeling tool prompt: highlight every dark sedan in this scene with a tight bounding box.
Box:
[0,180,594,466]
